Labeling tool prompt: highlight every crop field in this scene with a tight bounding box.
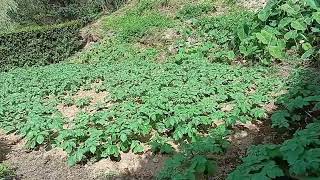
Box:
[0,0,320,179]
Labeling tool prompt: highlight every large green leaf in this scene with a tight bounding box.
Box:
[313,12,320,24]
[305,0,319,9]
[256,30,276,44]
[36,135,45,144]
[271,110,290,128]
[291,20,307,31]
[278,17,293,29]
[302,42,313,51]
[258,9,271,22]
[237,23,249,41]
[284,30,298,40]
[268,45,285,59]
[301,49,315,59]
[280,4,298,15]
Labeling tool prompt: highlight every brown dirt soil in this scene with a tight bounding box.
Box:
[0,132,168,180]
[237,0,268,11]
[57,88,110,120]
[211,120,289,180]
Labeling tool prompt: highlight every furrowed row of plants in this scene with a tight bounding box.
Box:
[0,39,283,168]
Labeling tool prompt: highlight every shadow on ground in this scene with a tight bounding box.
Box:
[211,65,320,180]
[0,139,11,162]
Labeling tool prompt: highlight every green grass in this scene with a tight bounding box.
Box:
[177,2,216,19]
[104,10,171,41]
[0,164,15,179]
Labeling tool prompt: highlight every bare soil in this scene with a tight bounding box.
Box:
[0,132,168,180]
[57,89,110,120]
[237,0,268,11]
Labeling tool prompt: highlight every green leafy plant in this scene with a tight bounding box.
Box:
[157,128,230,180]
[150,137,175,154]
[75,97,92,108]
[176,11,256,63]
[63,96,74,107]
[236,0,320,63]
[228,120,320,179]
[180,0,320,64]
[0,163,15,179]
[0,43,283,166]
[104,2,172,41]
[271,69,320,128]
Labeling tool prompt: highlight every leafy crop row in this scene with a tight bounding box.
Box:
[0,41,283,166]
[157,126,230,180]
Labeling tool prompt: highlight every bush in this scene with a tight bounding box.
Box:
[10,0,128,26]
[0,20,85,71]
[182,0,320,64]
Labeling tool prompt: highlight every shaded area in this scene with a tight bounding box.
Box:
[0,140,11,163]
[223,65,320,179]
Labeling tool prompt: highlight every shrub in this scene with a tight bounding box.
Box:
[0,20,85,71]
[183,0,320,64]
[157,127,230,180]
[10,0,128,26]
[190,11,256,63]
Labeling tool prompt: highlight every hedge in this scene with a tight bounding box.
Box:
[0,20,86,71]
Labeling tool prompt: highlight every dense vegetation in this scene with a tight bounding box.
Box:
[0,48,282,165]
[229,69,320,179]
[0,20,85,70]
[2,0,127,28]
[0,0,128,70]
[0,0,320,179]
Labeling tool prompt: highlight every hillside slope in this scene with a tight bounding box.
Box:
[1,0,320,180]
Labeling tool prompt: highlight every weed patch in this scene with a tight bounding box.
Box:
[177,3,216,19]
[104,11,171,41]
